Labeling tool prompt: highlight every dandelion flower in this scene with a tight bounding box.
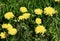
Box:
[18,15,24,20]
[4,12,14,20]
[0,32,6,39]
[7,23,13,30]
[44,7,57,16]
[55,0,60,2]
[1,23,17,35]
[35,18,42,25]
[23,13,30,19]
[34,8,43,15]
[18,13,30,20]
[20,7,27,13]
[2,23,13,30]
[35,25,46,34]
[8,28,17,35]
[2,24,8,29]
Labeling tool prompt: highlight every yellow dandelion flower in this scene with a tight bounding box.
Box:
[34,8,43,15]
[2,23,13,30]
[0,32,6,39]
[44,7,57,16]
[7,23,13,30]
[35,25,46,34]
[23,13,30,19]
[8,28,17,35]
[18,15,24,20]
[2,24,8,29]
[4,12,14,20]
[55,0,60,2]
[35,18,42,25]
[20,7,27,13]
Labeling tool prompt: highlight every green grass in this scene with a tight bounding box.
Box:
[0,0,60,41]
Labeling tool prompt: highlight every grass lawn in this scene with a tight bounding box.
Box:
[0,0,60,41]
